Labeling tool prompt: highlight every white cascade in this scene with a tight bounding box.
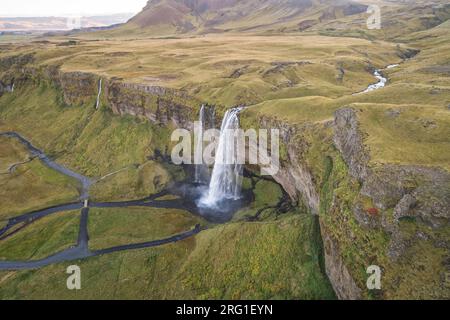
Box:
[195,104,209,184]
[95,79,102,109]
[200,108,243,207]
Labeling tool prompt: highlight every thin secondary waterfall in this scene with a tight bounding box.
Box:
[195,104,210,184]
[95,79,102,109]
[200,108,243,208]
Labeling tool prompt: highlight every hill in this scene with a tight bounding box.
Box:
[124,0,368,35]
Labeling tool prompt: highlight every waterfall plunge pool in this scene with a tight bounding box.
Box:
[169,180,254,223]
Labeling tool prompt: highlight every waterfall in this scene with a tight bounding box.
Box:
[200,108,243,208]
[195,104,209,184]
[95,79,102,109]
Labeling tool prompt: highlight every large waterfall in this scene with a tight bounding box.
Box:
[199,108,243,208]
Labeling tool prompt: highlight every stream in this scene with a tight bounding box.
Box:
[355,64,399,95]
[0,131,255,270]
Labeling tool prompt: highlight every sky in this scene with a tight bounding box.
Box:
[0,0,149,17]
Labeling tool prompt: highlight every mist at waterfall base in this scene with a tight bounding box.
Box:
[170,181,251,223]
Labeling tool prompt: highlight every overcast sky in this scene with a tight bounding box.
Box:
[0,0,149,17]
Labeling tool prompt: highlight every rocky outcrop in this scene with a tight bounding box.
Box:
[0,80,14,96]
[255,116,320,214]
[362,165,450,226]
[333,108,370,182]
[106,81,197,129]
[321,223,363,300]
[43,69,197,127]
[360,164,450,260]
[274,144,320,214]
[1,63,100,106]
[396,46,420,60]
[0,53,34,72]
[58,72,98,106]
[332,106,450,288]
[0,53,36,97]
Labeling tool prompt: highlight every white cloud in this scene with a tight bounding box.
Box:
[0,0,149,17]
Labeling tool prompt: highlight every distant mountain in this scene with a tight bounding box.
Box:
[117,0,450,39]
[0,13,135,32]
[126,0,368,34]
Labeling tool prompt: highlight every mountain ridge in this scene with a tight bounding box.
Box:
[126,0,368,34]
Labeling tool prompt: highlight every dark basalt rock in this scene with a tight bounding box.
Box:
[333,106,450,265]
[396,47,420,60]
[0,53,34,72]
[385,108,401,118]
[333,107,370,183]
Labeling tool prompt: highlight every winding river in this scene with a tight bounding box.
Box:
[0,129,267,270]
[0,132,208,271]
[355,64,400,95]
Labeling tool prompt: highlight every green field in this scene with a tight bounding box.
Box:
[0,138,79,220]
[88,207,205,250]
[0,213,335,300]
[0,210,79,261]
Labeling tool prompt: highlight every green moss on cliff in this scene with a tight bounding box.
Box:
[314,140,449,299]
[320,153,390,293]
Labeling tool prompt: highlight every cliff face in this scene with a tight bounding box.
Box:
[252,116,362,299]
[244,115,321,214]
[0,53,35,97]
[0,81,14,96]
[244,107,449,299]
[0,55,198,129]
[333,108,370,182]
[59,72,99,106]
[335,108,449,253]
[330,108,450,299]
[320,223,362,299]
[106,81,196,129]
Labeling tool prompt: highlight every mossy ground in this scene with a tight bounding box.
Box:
[0,138,79,220]
[0,210,79,261]
[0,213,335,300]
[0,80,181,205]
[234,178,284,221]
[88,207,205,251]
[89,161,171,202]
